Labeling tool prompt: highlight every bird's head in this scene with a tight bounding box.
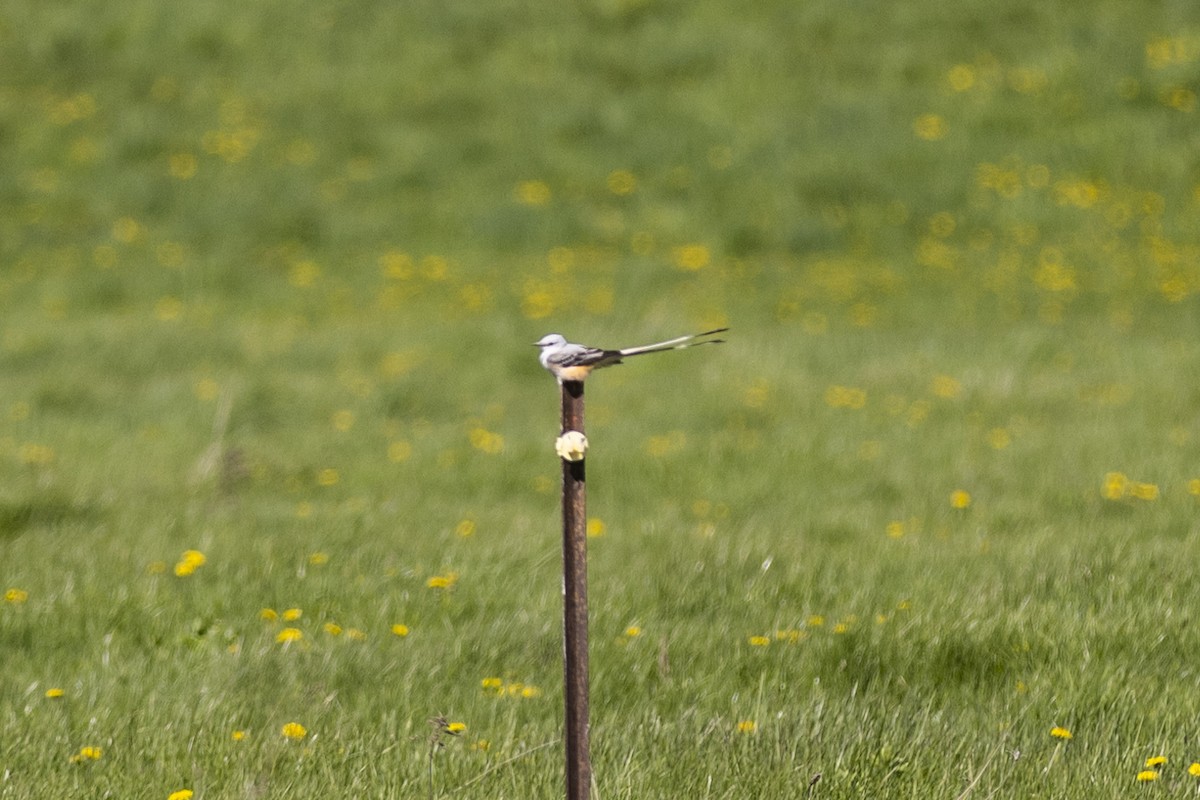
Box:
[533,334,567,349]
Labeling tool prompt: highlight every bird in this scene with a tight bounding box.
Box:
[534,328,728,382]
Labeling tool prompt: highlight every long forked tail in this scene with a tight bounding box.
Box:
[617,327,728,357]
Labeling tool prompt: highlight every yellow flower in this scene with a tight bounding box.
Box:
[671,244,711,271]
[1102,471,1128,500]
[1130,482,1159,501]
[168,790,194,800]
[607,169,637,196]
[168,153,198,180]
[323,622,343,636]
[282,608,302,621]
[276,627,303,644]
[426,572,458,589]
[736,720,756,733]
[18,443,56,465]
[1136,770,1158,782]
[391,624,410,637]
[446,721,467,734]
[154,296,183,321]
[4,588,29,604]
[70,746,102,763]
[1188,762,1200,777]
[288,260,320,288]
[469,427,505,454]
[824,385,867,410]
[260,608,279,621]
[913,113,947,141]
[947,64,976,92]
[1145,755,1167,768]
[281,722,307,740]
[930,374,962,399]
[520,287,556,320]
[45,688,65,699]
[346,628,367,641]
[586,517,606,538]
[987,428,1011,449]
[624,625,643,638]
[308,551,329,566]
[193,378,220,403]
[1049,726,1072,740]
[386,439,413,462]
[481,677,503,690]
[748,635,771,647]
[378,250,413,279]
[950,489,972,509]
[174,548,207,577]
[741,379,771,409]
[231,730,247,741]
[112,216,142,243]
[515,180,551,206]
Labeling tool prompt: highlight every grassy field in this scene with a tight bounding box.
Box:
[3,0,1200,797]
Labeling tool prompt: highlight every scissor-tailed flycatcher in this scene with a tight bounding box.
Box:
[535,328,728,382]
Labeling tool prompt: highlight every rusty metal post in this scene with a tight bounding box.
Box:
[559,379,590,800]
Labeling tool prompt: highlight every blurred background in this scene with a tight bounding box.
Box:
[2,1,1200,794]
[6,2,1198,346]
[3,0,1197,518]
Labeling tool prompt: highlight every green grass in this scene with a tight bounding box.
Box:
[3,0,1200,797]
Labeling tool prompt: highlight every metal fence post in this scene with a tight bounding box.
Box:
[559,379,590,800]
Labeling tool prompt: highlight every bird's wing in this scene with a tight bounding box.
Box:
[545,343,614,367]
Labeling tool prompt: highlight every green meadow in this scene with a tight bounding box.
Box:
[3,0,1200,797]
